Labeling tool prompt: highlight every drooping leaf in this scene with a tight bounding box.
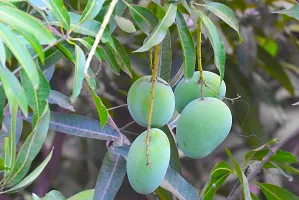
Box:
[87,84,108,127]
[203,161,233,200]
[158,31,172,82]
[5,106,50,187]
[257,46,294,95]
[0,86,5,118]
[193,7,226,81]
[93,149,126,200]
[100,45,121,75]
[21,68,50,125]
[24,112,121,141]
[114,15,136,33]
[161,167,201,200]
[70,45,86,102]
[225,149,252,200]
[273,3,299,20]
[48,90,74,111]
[56,41,75,63]
[194,2,241,41]
[0,6,54,44]
[0,63,28,117]
[0,148,53,194]
[256,182,299,200]
[176,10,196,80]
[127,4,158,35]
[17,30,44,62]
[48,0,70,30]
[8,100,18,172]
[0,38,5,65]
[111,36,132,77]
[134,3,177,52]
[80,0,104,23]
[0,24,39,88]
[246,149,297,164]
[67,189,94,200]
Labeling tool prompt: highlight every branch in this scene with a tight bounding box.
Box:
[227,129,299,200]
[84,0,118,77]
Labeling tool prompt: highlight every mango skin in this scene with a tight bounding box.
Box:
[176,97,232,159]
[127,76,175,127]
[127,128,170,194]
[174,71,226,113]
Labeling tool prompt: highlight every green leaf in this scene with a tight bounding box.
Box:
[155,187,173,200]
[112,0,133,32]
[77,37,104,62]
[111,36,132,77]
[8,100,18,172]
[3,137,10,177]
[80,0,104,23]
[193,7,226,81]
[70,45,86,102]
[17,30,44,62]
[127,4,158,35]
[0,24,39,88]
[250,192,260,200]
[0,63,28,117]
[56,41,75,63]
[39,48,63,72]
[134,3,177,52]
[43,190,66,200]
[246,149,297,164]
[101,44,121,75]
[0,38,5,65]
[21,68,50,126]
[176,10,196,80]
[0,148,53,193]
[225,149,252,200]
[0,5,55,44]
[257,46,294,95]
[93,149,126,200]
[195,2,241,41]
[273,3,299,20]
[0,156,9,170]
[114,15,136,33]
[28,0,49,10]
[256,182,299,200]
[48,0,70,30]
[5,106,50,187]
[87,84,108,127]
[48,90,74,112]
[203,161,233,200]
[0,86,5,118]
[158,31,172,82]
[67,189,94,200]
[24,112,121,141]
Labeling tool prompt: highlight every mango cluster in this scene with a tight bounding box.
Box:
[126,71,232,194]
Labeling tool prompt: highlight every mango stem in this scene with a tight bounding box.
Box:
[197,20,204,100]
[146,44,161,167]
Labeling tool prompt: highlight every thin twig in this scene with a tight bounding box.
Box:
[227,129,299,200]
[119,121,135,131]
[84,0,118,77]
[107,104,128,111]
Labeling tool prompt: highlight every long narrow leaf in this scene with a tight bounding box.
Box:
[3,137,10,177]
[158,31,172,82]
[176,10,196,80]
[100,45,121,75]
[48,90,74,111]
[48,0,70,30]
[0,86,5,118]
[80,0,104,23]
[0,38,5,65]
[256,182,299,200]
[8,100,18,171]
[0,24,39,88]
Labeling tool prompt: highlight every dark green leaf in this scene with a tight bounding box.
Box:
[134,3,177,52]
[48,90,74,111]
[127,4,158,35]
[39,48,63,72]
[21,68,50,125]
[0,63,28,117]
[67,189,94,200]
[0,5,55,44]
[256,182,299,200]
[101,45,120,75]
[194,2,241,41]
[250,193,260,200]
[114,15,136,33]
[1,148,52,193]
[225,149,251,200]
[158,31,172,82]
[5,106,50,187]
[77,37,104,62]
[0,24,39,88]
[87,84,108,127]
[257,46,294,95]
[48,0,70,30]
[155,187,173,200]
[93,149,126,200]
[70,45,86,102]
[203,161,233,200]
[193,7,226,81]
[56,41,75,63]
[246,149,297,164]
[24,112,121,141]
[273,3,299,20]
[176,10,196,80]
[80,0,104,23]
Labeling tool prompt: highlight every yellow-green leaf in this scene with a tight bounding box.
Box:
[48,0,70,30]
